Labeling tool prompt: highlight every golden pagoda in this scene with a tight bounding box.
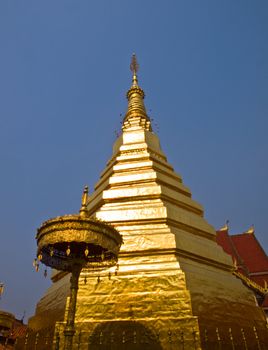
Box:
[28,56,268,349]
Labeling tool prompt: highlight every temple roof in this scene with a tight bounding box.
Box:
[216,228,268,274]
[216,227,268,307]
[231,233,268,273]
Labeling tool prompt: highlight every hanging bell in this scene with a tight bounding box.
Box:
[84,246,89,257]
[50,247,54,257]
[66,245,71,256]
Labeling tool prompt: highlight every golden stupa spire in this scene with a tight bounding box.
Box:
[122,54,152,131]
[79,185,89,217]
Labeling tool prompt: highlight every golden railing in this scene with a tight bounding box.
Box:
[233,270,268,296]
[12,324,268,350]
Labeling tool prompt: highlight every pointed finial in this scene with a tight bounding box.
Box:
[233,257,238,270]
[218,220,229,232]
[264,280,268,291]
[245,225,254,234]
[123,55,152,132]
[0,283,4,299]
[80,185,89,217]
[130,53,139,86]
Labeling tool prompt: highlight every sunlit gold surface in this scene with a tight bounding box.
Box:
[29,60,267,349]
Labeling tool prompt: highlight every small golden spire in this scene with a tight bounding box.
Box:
[80,185,89,217]
[245,225,254,234]
[123,54,152,131]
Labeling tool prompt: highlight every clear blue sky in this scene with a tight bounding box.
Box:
[0,1,267,320]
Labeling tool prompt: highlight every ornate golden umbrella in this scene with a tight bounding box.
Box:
[35,186,122,350]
